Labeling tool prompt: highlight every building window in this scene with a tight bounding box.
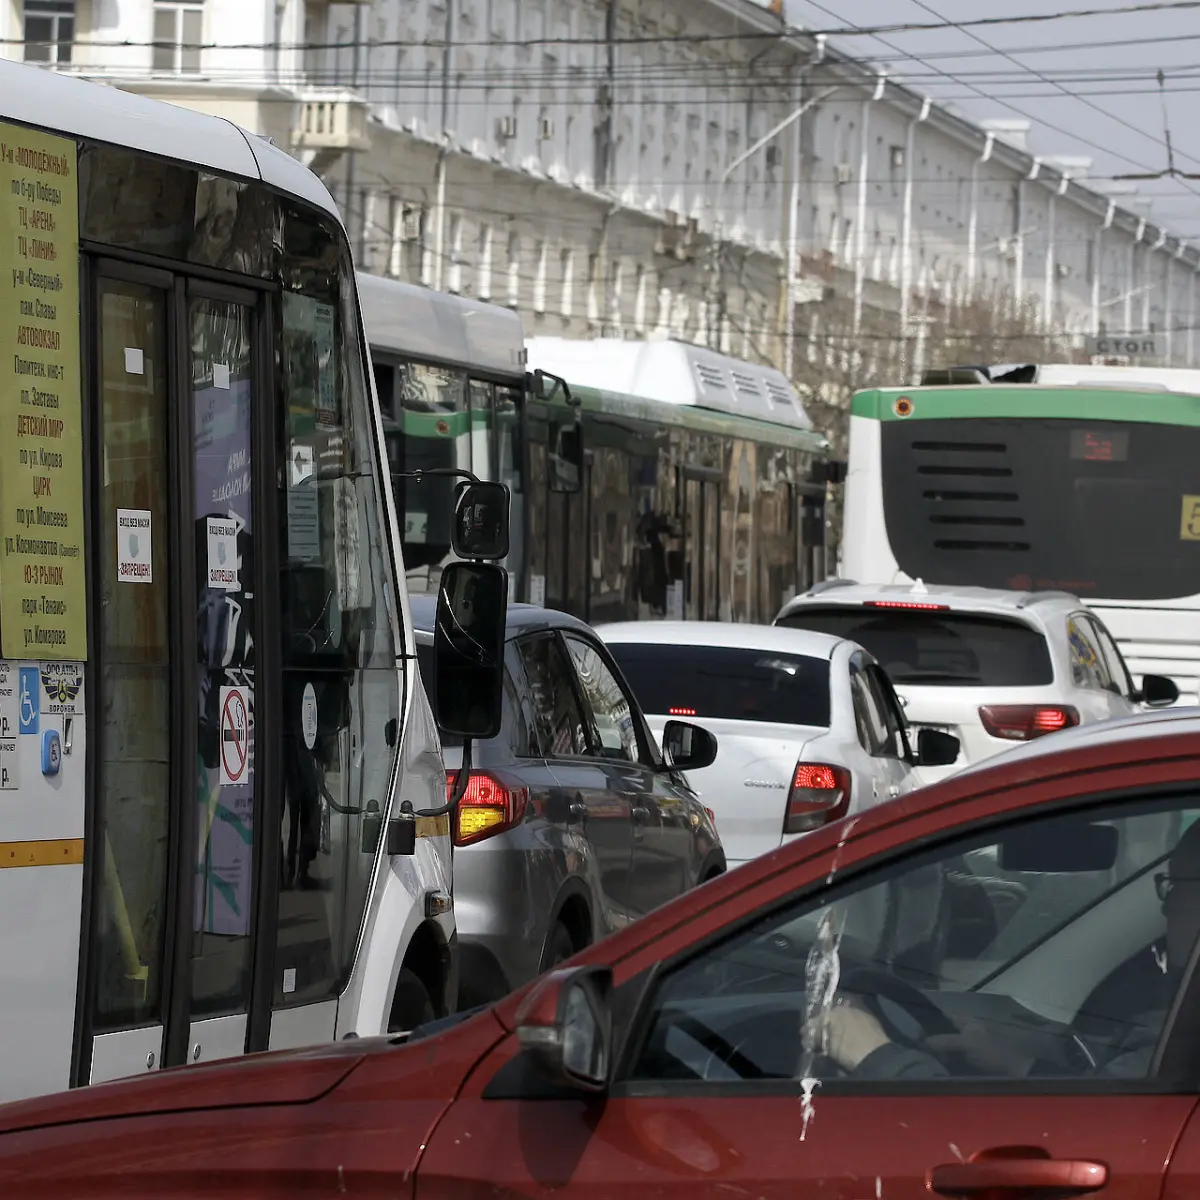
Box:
[533,239,547,313]
[24,0,75,64]
[447,215,464,295]
[152,1,203,73]
[505,232,520,308]
[559,248,574,319]
[477,224,493,300]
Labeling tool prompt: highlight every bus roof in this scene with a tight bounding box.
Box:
[926,362,1200,394]
[563,380,830,453]
[526,335,815,432]
[357,272,525,378]
[3,58,337,217]
[850,383,1200,426]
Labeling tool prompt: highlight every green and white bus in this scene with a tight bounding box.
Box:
[357,274,838,625]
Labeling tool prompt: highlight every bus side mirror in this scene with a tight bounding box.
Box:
[433,561,508,740]
[452,480,510,560]
[549,423,584,494]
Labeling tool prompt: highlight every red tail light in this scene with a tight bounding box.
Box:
[978,704,1080,742]
[784,762,851,834]
[447,770,529,847]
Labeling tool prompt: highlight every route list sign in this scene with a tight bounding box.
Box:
[0,121,85,660]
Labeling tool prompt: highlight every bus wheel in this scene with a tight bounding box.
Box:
[389,967,436,1033]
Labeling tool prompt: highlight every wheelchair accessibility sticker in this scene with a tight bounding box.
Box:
[18,667,38,736]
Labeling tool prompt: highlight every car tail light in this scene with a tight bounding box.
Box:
[784,763,851,834]
[863,600,950,611]
[447,770,529,847]
[704,806,716,828]
[978,704,1080,742]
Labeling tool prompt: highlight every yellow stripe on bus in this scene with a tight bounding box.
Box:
[0,839,84,869]
[415,813,450,839]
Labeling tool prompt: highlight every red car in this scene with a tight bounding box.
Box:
[4,708,1200,1199]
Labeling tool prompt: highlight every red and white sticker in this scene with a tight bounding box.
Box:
[219,685,250,786]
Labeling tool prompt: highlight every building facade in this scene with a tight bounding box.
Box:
[7,0,1198,377]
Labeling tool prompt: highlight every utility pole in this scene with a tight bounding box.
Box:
[710,79,838,356]
[592,0,616,333]
[431,0,456,292]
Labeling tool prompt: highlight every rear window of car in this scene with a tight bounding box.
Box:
[415,642,462,747]
[605,643,831,727]
[776,606,1053,687]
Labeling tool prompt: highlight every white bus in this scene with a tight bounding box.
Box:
[840,371,1200,703]
[0,60,455,1103]
[355,269,837,626]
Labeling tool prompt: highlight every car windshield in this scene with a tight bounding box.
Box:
[777,606,1052,687]
[606,643,832,726]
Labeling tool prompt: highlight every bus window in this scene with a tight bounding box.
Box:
[274,209,400,1008]
[190,296,257,1018]
[94,281,172,1031]
[393,362,468,579]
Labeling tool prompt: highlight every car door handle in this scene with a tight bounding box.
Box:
[929,1153,1107,1199]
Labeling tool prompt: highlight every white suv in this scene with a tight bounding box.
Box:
[776,582,1179,784]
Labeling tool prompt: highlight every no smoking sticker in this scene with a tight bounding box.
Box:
[219,685,250,787]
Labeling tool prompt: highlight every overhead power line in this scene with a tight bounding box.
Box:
[900,0,1200,180]
[22,2,1200,54]
[792,0,1200,203]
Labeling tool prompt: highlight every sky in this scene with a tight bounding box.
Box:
[781,0,1200,239]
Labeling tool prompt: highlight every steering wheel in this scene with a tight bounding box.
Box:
[838,966,958,1045]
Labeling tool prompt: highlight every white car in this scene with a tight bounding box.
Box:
[776,581,1180,785]
[595,621,958,870]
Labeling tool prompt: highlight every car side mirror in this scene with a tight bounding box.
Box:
[1136,674,1179,709]
[515,966,613,1093]
[451,480,510,560]
[911,728,959,768]
[661,720,718,773]
[433,561,507,740]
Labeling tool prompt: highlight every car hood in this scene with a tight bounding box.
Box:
[0,1036,385,1135]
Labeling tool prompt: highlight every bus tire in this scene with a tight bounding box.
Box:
[389,967,436,1034]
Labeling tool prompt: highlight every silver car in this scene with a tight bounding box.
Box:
[410,598,725,1009]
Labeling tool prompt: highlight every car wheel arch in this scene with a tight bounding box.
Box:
[546,876,594,956]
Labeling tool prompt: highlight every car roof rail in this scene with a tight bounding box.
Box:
[804,577,859,596]
[1015,589,1079,608]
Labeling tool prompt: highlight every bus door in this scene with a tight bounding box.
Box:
[85,264,276,1084]
[527,406,587,618]
[681,467,721,621]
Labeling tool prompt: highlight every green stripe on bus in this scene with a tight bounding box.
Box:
[391,409,490,438]
[850,386,1200,425]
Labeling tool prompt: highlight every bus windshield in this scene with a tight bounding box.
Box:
[880,415,1200,601]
